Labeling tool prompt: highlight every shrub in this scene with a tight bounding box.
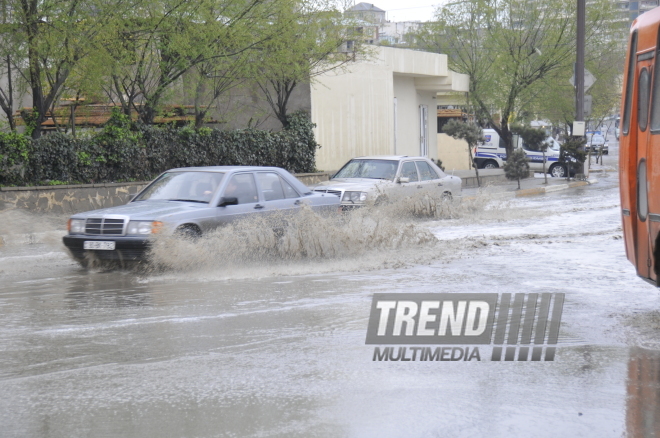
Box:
[0,110,319,186]
[503,148,530,189]
[0,132,30,185]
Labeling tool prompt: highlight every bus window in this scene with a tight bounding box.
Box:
[623,31,638,136]
[638,159,648,222]
[638,68,651,132]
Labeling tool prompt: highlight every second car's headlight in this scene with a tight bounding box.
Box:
[68,219,85,234]
[342,191,368,203]
[127,221,161,235]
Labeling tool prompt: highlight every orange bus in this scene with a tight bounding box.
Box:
[620,8,660,285]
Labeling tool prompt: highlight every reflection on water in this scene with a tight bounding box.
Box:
[65,271,152,309]
[627,347,660,437]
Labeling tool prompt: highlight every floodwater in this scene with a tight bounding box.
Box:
[1,149,660,437]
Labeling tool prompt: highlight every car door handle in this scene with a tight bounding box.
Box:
[417,185,423,189]
[294,200,302,205]
[254,204,264,209]
[437,183,443,186]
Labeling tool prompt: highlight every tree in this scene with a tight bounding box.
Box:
[96,0,292,126]
[559,136,586,180]
[512,125,551,183]
[442,119,485,187]
[528,27,625,139]
[414,0,619,157]
[253,2,367,128]
[6,0,132,138]
[503,148,529,189]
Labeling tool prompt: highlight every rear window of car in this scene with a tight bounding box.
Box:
[400,162,419,182]
[415,161,438,181]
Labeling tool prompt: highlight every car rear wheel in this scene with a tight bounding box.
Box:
[549,164,566,178]
[483,160,499,169]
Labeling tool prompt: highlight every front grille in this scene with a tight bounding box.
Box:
[314,189,342,197]
[85,218,125,235]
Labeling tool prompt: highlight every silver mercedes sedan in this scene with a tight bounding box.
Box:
[310,156,462,208]
[63,166,340,264]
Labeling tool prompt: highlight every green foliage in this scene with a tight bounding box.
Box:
[20,111,40,138]
[0,111,318,186]
[414,0,621,154]
[559,137,586,176]
[0,131,30,184]
[503,148,529,189]
[511,125,550,152]
[441,119,485,148]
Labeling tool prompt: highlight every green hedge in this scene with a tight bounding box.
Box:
[0,110,319,186]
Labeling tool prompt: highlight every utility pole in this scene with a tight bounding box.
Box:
[576,0,586,177]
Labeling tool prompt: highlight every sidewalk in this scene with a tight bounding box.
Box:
[460,172,599,199]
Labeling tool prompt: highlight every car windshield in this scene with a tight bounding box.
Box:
[591,135,605,144]
[135,171,225,203]
[334,159,398,180]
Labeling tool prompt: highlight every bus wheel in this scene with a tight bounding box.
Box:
[549,164,566,178]
[483,160,499,169]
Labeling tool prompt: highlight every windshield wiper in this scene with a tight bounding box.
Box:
[168,199,208,203]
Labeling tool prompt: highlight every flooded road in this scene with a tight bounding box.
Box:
[1,159,660,437]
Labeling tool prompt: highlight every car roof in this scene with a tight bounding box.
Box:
[351,156,428,160]
[161,166,312,194]
[166,166,286,173]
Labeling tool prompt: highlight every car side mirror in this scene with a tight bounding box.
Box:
[397,177,410,184]
[218,196,238,207]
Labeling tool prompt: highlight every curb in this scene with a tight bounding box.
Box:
[514,179,597,197]
[462,178,598,201]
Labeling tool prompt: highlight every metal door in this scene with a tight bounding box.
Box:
[419,105,428,157]
[635,55,653,280]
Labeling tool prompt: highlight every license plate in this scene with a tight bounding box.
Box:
[83,241,116,250]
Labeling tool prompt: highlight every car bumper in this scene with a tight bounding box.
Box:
[63,235,150,261]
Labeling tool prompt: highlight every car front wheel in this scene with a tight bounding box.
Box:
[549,164,566,178]
[175,224,202,240]
[483,160,499,169]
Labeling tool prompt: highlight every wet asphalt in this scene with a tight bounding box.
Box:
[1,137,660,437]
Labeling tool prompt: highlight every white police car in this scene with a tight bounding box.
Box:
[474,129,567,177]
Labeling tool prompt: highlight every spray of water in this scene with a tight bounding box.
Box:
[0,189,538,278]
[147,203,439,272]
[145,189,529,275]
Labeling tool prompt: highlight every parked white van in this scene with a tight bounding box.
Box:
[474,129,567,177]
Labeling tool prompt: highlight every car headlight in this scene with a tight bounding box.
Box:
[68,219,85,234]
[342,191,368,203]
[127,221,163,235]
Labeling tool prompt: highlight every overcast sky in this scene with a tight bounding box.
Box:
[360,1,442,22]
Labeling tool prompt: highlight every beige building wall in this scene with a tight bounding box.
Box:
[311,61,393,171]
[392,76,438,159]
[311,46,469,172]
[437,133,471,171]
